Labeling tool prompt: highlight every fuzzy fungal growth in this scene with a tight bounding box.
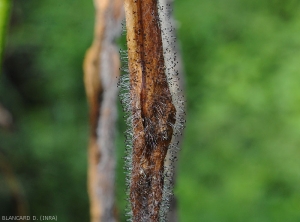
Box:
[119,0,185,221]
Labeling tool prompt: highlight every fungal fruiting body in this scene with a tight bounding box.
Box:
[120,0,185,221]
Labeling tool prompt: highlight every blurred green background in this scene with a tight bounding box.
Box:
[1,0,300,221]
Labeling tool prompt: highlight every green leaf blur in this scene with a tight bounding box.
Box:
[176,0,300,221]
[0,0,10,65]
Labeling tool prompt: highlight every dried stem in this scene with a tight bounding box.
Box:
[124,0,176,221]
[83,0,123,221]
[159,0,186,221]
[0,151,28,219]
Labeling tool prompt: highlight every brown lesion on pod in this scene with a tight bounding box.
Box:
[124,0,176,221]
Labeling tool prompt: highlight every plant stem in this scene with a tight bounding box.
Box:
[83,0,123,221]
[124,0,176,221]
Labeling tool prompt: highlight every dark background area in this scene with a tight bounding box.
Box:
[1,0,300,221]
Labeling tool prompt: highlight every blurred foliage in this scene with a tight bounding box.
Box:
[1,0,300,221]
[0,0,93,220]
[0,0,10,64]
[176,0,300,221]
